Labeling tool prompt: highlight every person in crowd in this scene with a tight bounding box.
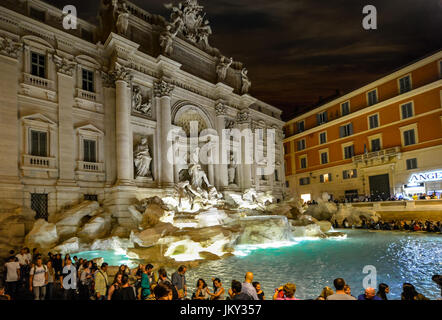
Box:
[207,278,225,300]
[401,283,429,300]
[29,257,48,300]
[273,283,299,300]
[154,282,173,300]
[94,263,109,301]
[158,268,178,300]
[79,261,93,300]
[432,274,442,300]
[45,260,55,300]
[192,278,209,300]
[241,272,259,300]
[316,286,334,300]
[4,255,20,300]
[140,264,152,300]
[0,285,11,300]
[53,254,63,277]
[63,254,71,267]
[358,287,382,300]
[343,284,352,296]
[16,247,31,284]
[117,264,130,276]
[172,265,187,299]
[228,280,253,300]
[134,264,143,295]
[119,274,136,300]
[146,264,157,289]
[108,272,123,300]
[60,258,77,300]
[253,281,265,300]
[376,283,390,300]
[326,278,357,300]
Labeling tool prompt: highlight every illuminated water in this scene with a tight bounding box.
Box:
[74,230,442,300]
[185,230,442,300]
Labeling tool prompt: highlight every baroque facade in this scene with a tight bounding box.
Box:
[284,50,442,202]
[0,0,285,228]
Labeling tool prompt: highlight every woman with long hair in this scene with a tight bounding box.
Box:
[376,283,390,300]
[401,283,429,300]
[316,286,334,300]
[46,260,55,300]
[192,278,209,300]
[207,278,225,300]
[108,272,123,300]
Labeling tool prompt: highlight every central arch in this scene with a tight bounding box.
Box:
[172,101,214,136]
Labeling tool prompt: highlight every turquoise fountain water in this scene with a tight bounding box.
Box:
[74,229,442,300]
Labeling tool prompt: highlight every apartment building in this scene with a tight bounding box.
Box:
[283,50,442,202]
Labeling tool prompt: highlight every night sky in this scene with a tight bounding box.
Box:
[46,0,442,120]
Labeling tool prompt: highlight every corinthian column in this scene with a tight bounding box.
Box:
[215,102,228,190]
[154,78,174,188]
[114,64,134,186]
[237,109,252,190]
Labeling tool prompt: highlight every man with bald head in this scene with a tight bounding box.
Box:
[241,272,259,300]
[358,287,382,300]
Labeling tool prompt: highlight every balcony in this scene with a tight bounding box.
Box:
[22,154,56,169]
[353,146,401,165]
[76,161,104,173]
[76,88,98,102]
[23,73,55,91]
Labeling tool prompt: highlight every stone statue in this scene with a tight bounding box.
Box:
[241,68,251,94]
[159,25,179,55]
[132,86,151,116]
[228,152,237,185]
[134,137,152,178]
[115,1,130,35]
[216,56,233,82]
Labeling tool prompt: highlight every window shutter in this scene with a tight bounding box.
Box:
[353,169,357,178]
[324,112,328,122]
[320,175,324,183]
[39,132,47,157]
[31,131,39,156]
[349,123,354,135]
[329,173,332,182]
[339,126,345,138]
[343,170,348,179]
[317,114,321,125]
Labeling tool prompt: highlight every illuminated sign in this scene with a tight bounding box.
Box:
[409,170,442,184]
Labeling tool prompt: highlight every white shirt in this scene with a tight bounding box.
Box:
[30,265,47,287]
[16,253,29,265]
[5,261,20,282]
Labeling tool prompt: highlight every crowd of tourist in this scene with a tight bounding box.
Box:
[1,249,441,301]
[334,218,442,233]
[306,193,441,205]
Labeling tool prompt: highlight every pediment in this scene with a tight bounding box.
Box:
[21,113,56,125]
[75,124,104,135]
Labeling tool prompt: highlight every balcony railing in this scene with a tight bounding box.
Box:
[76,88,98,102]
[22,154,56,169]
[353,146,401,164]
[23,73,54,91]
[77,161,104,173]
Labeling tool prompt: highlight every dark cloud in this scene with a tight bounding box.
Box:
[45,0,442,120]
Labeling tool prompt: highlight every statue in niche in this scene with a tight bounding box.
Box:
[134,137,152,178]
[240,68,251,94]
[228,152,237,185]
[216,56,233,82]
[132,86,151,116]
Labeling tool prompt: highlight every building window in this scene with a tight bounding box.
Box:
[339,123,353,137]
[82,69,94,92]
[317,111,328,125]
[403,129,416,146]
[367,89,378,106]
[320,173,332,183]
[401,102,414,119]
[297,121,305,133]
[343,169,357,179]
[300,157,307,169]
[285,181,289,188]
[30,7,45,22]
[31,52,46,78]
[299,177,310,185]
[371,138,381,152]
[319,132,327,144]
[368,114,379,129]
[31,193,48,220]
[341,101,350,116]
[274,169,279,181]
[297,139,306,151]
[83,139,97,163]
[320,152,328,164]
[399,75,411,94]
[344,145,355,159]
[30,130,47,157]
[406,158,417,170]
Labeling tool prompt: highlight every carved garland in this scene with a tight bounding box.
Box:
[0,36,22,59]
